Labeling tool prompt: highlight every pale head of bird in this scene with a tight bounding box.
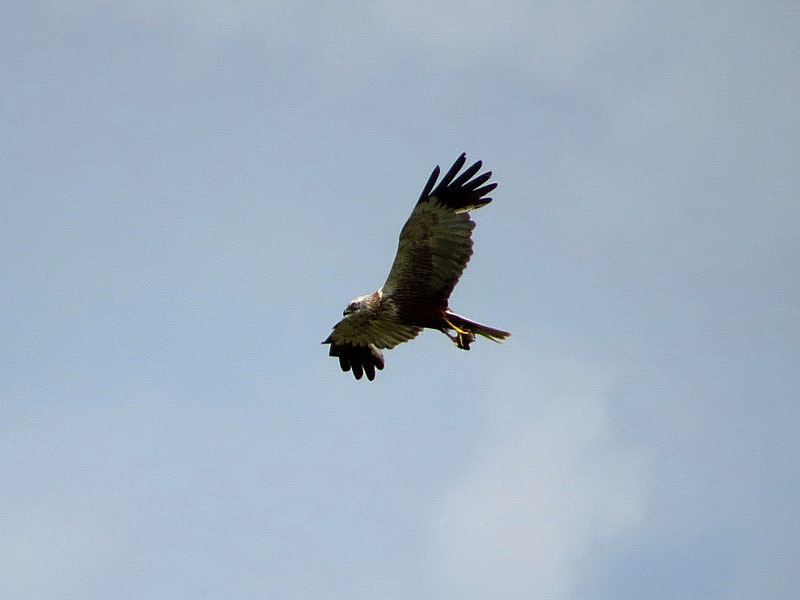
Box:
[343,291,382,316]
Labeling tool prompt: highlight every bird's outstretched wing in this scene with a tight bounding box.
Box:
[322,312,422,380]
[381,154,497,314]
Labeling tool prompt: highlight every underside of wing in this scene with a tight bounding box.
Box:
[322,313,422,380]
[381,154,497,311]
[326,311,422,349]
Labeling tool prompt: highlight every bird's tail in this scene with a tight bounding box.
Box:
[444,311,511,343]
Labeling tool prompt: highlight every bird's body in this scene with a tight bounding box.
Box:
[323,154,510,380]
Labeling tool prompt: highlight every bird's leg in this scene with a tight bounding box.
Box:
[443,315,470,335]
[443,316,475,350]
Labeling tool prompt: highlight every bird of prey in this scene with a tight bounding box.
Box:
[323,153,510,380]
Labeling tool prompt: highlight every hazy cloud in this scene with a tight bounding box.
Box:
[428,349,648,599]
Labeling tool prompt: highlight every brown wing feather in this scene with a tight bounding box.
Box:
[381,154,497,311]
[325,311,421,350]
[322,312,422,380]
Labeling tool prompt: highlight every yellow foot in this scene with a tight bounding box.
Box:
[457,331,475,350]
[444,317,475,350]
[443,316,469,335]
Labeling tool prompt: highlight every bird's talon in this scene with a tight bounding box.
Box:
[456,331,475,350]
[444,316,470,336]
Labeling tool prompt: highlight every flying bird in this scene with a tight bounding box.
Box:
[323,153,510,380]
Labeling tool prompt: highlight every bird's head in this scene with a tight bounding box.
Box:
[343,291,382,316]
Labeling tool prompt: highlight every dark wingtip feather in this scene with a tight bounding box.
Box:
[418,154,497,212]
[351,362,364,380]
[461,170,492,192]
[417,165,440,204]
[437,153,467,190]
[364,363,375,381]
[473,182,498,196]
[326,341,385,381]
[451,160,482,188]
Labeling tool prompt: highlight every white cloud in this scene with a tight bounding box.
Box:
[427,349,648,599]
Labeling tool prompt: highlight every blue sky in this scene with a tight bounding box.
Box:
[2,1,798,598]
